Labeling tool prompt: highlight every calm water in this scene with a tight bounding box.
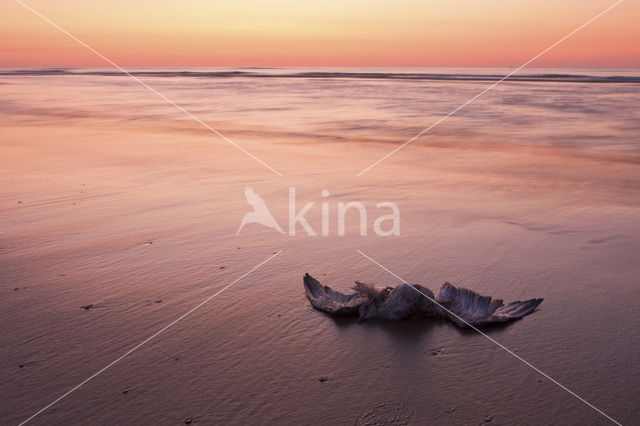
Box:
[1,68,639,425]
[2,67,640,154]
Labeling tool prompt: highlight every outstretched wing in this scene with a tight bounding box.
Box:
[303,273,366,317]
[487,298,544,323]
[436,282,543,327]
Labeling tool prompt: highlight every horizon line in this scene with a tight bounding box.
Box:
[2,65,640,70]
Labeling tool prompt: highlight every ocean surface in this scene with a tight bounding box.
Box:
[1,67,639,425]
[2,67,640,155]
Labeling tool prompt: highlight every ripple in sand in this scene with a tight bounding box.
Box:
[355,401,414,426]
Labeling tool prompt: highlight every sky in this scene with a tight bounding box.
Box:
[1,0,638,67]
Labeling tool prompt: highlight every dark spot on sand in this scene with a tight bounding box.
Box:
[319,377,328,382]
[145,241,153,245]
[483,414,496,422]
[155,300,162,303]
[184,416,200,424]
[18,364,24,368]
[122,390,129,394]
[17,201,22,204]
[81,304,94,310]
[219,266,226,269]
[445,407,456,415]
[429,347,443,356]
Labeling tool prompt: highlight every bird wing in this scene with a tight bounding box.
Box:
[303,273,366,317]
[436,282,543,327]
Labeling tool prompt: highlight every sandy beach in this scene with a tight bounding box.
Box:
[1,69,640,424]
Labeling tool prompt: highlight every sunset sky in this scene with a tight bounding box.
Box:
[1,0,638,67]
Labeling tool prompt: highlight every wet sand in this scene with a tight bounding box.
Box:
[1,69,640,424]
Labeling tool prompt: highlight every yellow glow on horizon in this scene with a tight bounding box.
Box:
[1,0,638,67]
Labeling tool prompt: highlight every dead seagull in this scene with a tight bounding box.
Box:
[303,273,542,327]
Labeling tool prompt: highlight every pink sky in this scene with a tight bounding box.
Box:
[1,0,638,67]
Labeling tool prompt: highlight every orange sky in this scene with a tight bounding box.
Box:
[1,0,638,67]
